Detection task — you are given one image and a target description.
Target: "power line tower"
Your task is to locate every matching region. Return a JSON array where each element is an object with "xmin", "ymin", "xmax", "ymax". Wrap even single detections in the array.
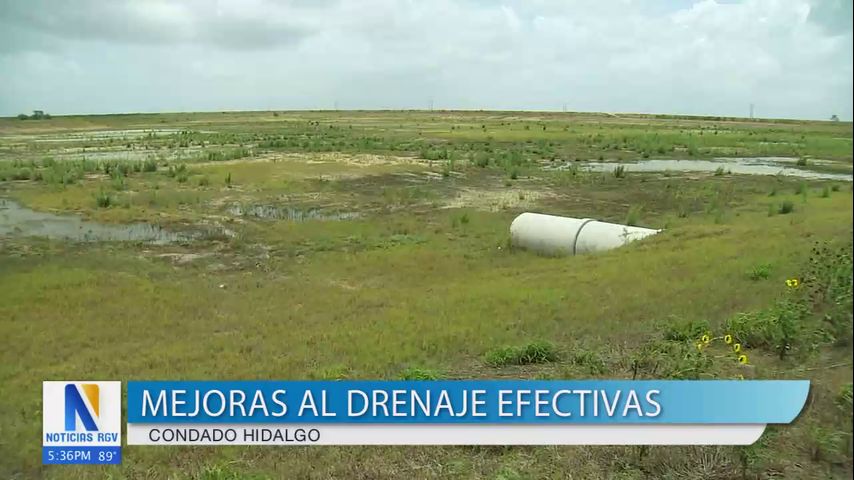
[{"xmin": 749, "ymin": 103, "xmax": 754, "ymax": 120}]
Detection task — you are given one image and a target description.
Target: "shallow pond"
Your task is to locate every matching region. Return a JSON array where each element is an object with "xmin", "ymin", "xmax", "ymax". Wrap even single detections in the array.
[
  {"xmin": 227, "ymin": 204, "xmax": 361, "ymax": 222},
  {"xmin": 554, "ymin": 157, "xmax": 852, "ymax": 181},
  {"xmin": 0, "ymin": 199, "xmax": 199, "ymax": 244}
]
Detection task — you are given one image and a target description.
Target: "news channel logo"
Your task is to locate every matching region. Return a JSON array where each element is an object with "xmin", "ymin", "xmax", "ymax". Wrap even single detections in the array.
[{"xmin": 42, "ymin": 381, "xmax": 121, "ymax": 465}]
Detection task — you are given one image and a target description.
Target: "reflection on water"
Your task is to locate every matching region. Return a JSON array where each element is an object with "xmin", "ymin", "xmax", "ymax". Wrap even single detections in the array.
[
  {"xmin": 0, "ymin": 199, "xmax": 198, "ymax": 244},
  {"xmin": 552, "ymin": 157, "xmax": 852, "ymax": 181},
  {"xmin": 227, "ymin": 204, "xmax": 361, "ymax": 222}
]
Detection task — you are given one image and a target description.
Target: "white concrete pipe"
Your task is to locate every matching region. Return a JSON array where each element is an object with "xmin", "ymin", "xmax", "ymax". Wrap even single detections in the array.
[{"xmin": 510, "ymin": 212, "xmax": 661, "ymax": 256}]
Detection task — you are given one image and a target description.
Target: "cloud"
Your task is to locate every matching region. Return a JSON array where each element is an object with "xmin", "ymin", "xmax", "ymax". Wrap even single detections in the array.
[{"xmin": 0, "ymin": 0, "xmax": 851, "ymax": 119}]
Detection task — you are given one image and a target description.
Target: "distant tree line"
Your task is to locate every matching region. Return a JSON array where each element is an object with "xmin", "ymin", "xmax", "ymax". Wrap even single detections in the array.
[{"xmin": 17, "ymin": 110, "xmax": 51, "ymax": 120}]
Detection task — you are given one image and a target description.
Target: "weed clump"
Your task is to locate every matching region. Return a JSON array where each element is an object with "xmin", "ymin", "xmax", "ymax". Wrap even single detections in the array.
[
  {"xmin": 94, "ymin": 190, "xmax": 113, "ymax": 208},
  {"xmin": 748, "ymin": 263, "xmax": 772, "ymax": 281},
  {"xmin": 778, "ymin": 200, "xmax": 794, "ymax": 215},
  {"xmin": 399, "ymin": 367, "xmax": 442, "ymax": 380},
  {"xmin": 625, "ymin": 205, "xmax": 642, "ymax": 226},
  {"xmin": 485, "ymin": 341, "xmax": 559, "ymax": 367}
]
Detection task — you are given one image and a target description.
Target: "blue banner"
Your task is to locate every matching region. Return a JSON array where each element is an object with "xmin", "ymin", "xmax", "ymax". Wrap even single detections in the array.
[
  {"xmin": 42, "ymin": 446, "xmax": 121, "ymax": 465},
  {"xmin": 126, "ymin": 380, "xmax": 808, "ymax": 424}
]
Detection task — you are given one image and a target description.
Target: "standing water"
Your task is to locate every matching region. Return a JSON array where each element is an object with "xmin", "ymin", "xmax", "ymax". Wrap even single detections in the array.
[
  {"xmin": 554, "ymin": 157, "xmax": 852, "ymax": 181},
  {"xmin": 0, "ymin": 199, "xmax": 198, "ymax": 244}
]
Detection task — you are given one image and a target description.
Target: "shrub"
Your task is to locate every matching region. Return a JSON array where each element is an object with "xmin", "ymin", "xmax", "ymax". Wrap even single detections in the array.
[
  {"xmin": 630, "ymin": 338, "xmax": 712, "ymax": 379},
  {"xmin": 95, "ymin": 190, "xmax": 113, "ymax": 208},
  {"xmin": 197, "ymin": 176, "xmax": 210, "ymax": 187},
  {"xmin": 661, "ymin": 318, "xmax": 710, "ymax": 342},
  {"xmin": 778, "ymin": 200, "xmax": 794, "ymax": 214},
  {"xmin": 142, "ymin": 158, "xmax": 158, "ymax": 172},
  {"xmin": 725, "ymin": 300, "xmax": 811, "ymax": 359},
  {"xmin": 473, "ymin": 151, "xmax": 490, "ymax": 168},
  {"xmin": 748, "ymin": 263, "xmax": 772, "ymax": 281},
  {"xmin": 803, "ymin": 241, "xmax": 853, "ymax": 345},
  {"xmin": 485, "ymin": 341, "xmax": 559, "ymax": 367},
  {"xmin": 612, "ymin": 165, "xmax": 626, "ymax": 178}
]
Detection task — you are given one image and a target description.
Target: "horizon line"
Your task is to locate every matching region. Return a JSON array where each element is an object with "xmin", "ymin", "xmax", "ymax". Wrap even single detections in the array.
[{"xmin": 3, "ymin": 108, "xmax": 850, "ymax": 124}]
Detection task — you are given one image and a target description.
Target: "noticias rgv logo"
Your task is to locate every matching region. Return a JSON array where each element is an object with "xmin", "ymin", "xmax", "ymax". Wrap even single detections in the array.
[
  {"xmin": 65, "ymin": 383, "xmax": 100, "ymax": 432},
  {"xmin": 43, "ymin": 381, "xmax": 120, "ymax": 444}
]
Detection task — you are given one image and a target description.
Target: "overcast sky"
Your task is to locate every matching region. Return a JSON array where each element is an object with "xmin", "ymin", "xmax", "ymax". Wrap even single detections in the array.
[{"xmin": 0, "ymin": 0, "xmax": 851, "ymax": 120}]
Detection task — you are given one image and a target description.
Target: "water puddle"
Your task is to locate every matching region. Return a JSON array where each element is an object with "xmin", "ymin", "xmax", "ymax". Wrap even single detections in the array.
[
  {"xmin": 553, "ymin": 157, "xmax": 852, "ymax": 181},
  {"xmin": 54, "ymin": 147, "xmax": 205, "ymax": 162},
  {"xmin": 0, "ymin": 199, "xmax": 200, "ymax": 244},
  {"xmin": 227, "ymin": 204, "xmax": 361, "ymax": 222},
  {"xmin": 30, "ymin": 129, "xmax": 184, "ymax": 143}
]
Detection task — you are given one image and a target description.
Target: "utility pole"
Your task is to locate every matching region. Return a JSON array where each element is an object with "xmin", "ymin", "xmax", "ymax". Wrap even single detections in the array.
[
  {"xmin": 428, "ymin": 97, "xmax": 434, "ymax": 112},
  {"xmin": 749, "ymin": 103, "xmax": 754, "ymax": 120}
]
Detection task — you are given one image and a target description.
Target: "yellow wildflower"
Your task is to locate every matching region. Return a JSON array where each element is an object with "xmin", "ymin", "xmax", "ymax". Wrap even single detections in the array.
[
  {"xmin": 738, "ymin": 354, "xmax": 749, "ymax": 364},
  {"xmin": 724, "ymin": 334, "xmax": 733, "ymax": 344},
  {"xmin": 733, "ymin": 343, "xmax": 742, "ymax": 353},
  {"xmin": 701, "ymin": 334, "xmax": 710, "ymax": 344}
]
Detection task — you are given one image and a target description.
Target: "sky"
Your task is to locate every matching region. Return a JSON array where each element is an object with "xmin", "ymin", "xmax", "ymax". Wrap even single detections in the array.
[{"xmin": 0, "ymin": 0, "xmax": 851, "ymax": 120}]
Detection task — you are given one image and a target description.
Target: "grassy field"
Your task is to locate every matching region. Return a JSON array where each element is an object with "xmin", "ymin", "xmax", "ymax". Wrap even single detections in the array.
[{"xmin": 1, "ymin": 111, "xmax": 852, "ymax": 479}]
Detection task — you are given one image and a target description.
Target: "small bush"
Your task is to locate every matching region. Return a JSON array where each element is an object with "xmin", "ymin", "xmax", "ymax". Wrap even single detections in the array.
[
  {"xmin": 661, "ymin": 318, "xmax": 710, "ymax": 342},
  {"xmin": 197, "ymin": 176, "xmax": 210, "ymax": 187},
  {"xmin": 142, "ymin": 158, "xmax": 158, "ymax": 172},
  {"xmin": 94, "ymin": 190, "xmax": 112, "ymax": 208},
  {"xmin": 725, "ymin": 300, "xmax": 811, "ymax": 359},
  {"xmin": 473, "ymin": 151, "xmax": 490, "ymax": 168},
  {"xmin": 485, "ymin": 341, "xmax": 559, "ymax": 367},
  {"xmin": 612, "ymin": 165, "xmax": 626, "ymax": 178},
  {"xmin": 749, "ymin": 263, "xmax": 772, "ymax": 281},
  {"xmin": 714, "ymin": 166, "xmax": 725, "ymax": 176},
  {"xmin": 778, "ymin": 200, "xmax": 794, "ymax": 215},
  {"xmin": 796, "ymin": 157, "xmax": 808, "ymax": 166},
  {"xmin": 820, "ymin": 186, "xmax": 830, "ymax": 198}
]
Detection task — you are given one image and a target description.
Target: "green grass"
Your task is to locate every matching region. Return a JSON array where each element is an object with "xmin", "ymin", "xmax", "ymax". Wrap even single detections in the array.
[{"xmin": 0, "ymin": 110, "xmax": 852, "ymax": 479}]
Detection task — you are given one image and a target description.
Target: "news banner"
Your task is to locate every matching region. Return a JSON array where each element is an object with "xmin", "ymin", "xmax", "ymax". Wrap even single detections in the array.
[{"xmin": 44, "ymin": 380, "xmax": 809, "ymax": 464}]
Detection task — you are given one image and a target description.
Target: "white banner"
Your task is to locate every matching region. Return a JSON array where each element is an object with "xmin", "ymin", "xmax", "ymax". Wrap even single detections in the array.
[{"xmin": 127, "ymin": 424, "xmax": 765, "ymax": 445}]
